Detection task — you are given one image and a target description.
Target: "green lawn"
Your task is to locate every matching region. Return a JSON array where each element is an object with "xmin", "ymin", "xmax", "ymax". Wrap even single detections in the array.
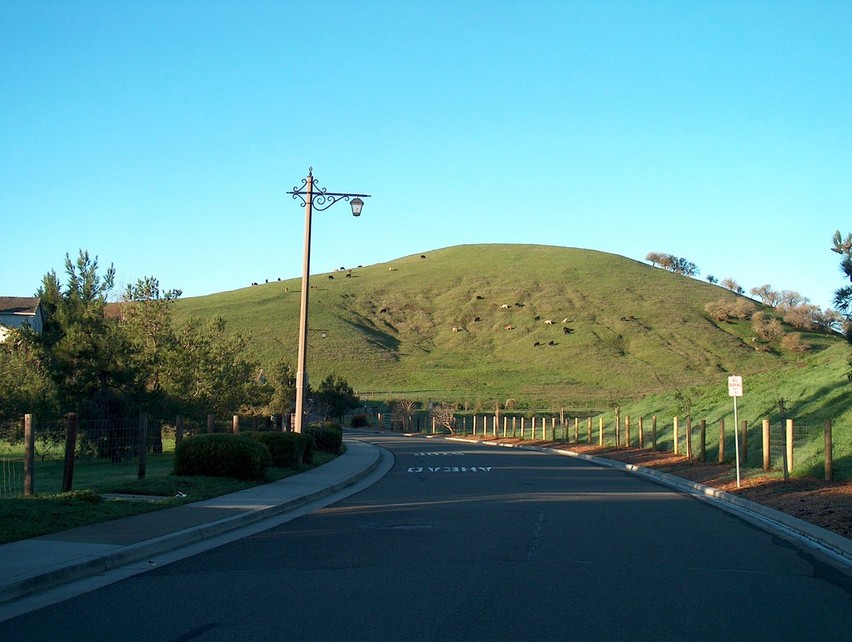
[{"xmin": 0, "ymin": 450, "xmax": 337, "ymax": 545}]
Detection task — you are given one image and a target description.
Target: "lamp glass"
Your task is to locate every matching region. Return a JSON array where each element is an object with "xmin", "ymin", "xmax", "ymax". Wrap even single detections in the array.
[{"xmin": 350, "ymin": 197, "xmax": 364, "ymax": 217}]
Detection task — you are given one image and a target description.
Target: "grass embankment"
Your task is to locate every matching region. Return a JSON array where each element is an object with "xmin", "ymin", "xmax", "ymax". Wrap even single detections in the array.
[
  {"xmin": 0, "ymin": 451, "xmax": 336, "ymax": 545},
  {"xmin": 174, "ymin": 244, "xmax": 846, "ymax": 409}
]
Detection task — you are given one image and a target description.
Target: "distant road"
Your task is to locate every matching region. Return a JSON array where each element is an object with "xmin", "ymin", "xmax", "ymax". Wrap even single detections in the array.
[{"xmin": 5, "ymin": 435, "xmax": 852, "ymax": 640}]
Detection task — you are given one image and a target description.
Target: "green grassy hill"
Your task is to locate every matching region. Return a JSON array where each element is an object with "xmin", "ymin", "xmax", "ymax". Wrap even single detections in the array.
[{"xmin": 174, "ymin": 244, "xmax": 848, "ymax": 415}]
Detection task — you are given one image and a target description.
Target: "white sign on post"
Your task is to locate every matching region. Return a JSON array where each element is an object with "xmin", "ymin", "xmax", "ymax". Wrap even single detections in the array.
[
  {"xmin": 727, "ymin": 375, "xmax": 743, "ymax": 487},
  {"xmin": 728, "ymin": 375, "xmax": 743, "ymax": 397}
]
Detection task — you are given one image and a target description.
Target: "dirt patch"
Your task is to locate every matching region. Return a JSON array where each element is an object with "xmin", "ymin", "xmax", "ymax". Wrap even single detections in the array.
[{"xmin": 468, "ymin": 437, "xmax": 852, "ymax": 541}]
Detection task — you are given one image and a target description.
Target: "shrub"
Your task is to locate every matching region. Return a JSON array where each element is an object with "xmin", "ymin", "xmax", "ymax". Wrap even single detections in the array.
[
  {"xmin": 243, "ymin": 431, "xmax": 309, "ymax": 468},
  {"xmin": 174, "ymin": 433, "xmax": 271, "ymax": 480},
  {"xmin": 307, "ymin": 422, "xmax": 343, "ymax": 454}
]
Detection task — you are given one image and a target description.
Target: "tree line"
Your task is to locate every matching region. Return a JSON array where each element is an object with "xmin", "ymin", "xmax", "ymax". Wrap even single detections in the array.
[
  {"xmin": 0, "ymin": 251, "xmax": 360, "ymax": 426},
  {"xmin": 648, "ymin": 231, "xmax": 852, "ymax": 342}
]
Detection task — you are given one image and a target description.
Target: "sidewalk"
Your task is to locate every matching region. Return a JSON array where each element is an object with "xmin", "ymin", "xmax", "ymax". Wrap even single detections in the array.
[{"xmin": 0, "ymin": 437, "xmax": 384, "ymax": 606}]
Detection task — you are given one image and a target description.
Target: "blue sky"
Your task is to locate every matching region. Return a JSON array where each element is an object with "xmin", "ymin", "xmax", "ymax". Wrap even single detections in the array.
[{"xmin": 2, "ymin": 1, "xmax": 850, "ymax": 310}]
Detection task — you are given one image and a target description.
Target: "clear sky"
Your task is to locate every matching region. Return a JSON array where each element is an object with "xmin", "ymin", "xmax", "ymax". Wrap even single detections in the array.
[{"xmin": 2, "ymin": 1, "xmax": 850, "ymax": 310}]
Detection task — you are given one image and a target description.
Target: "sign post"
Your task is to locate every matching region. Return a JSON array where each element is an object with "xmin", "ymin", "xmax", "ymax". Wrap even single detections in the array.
[{"xmin": 727, "ymin": 376, "xmax": 743, "ymax": 488}]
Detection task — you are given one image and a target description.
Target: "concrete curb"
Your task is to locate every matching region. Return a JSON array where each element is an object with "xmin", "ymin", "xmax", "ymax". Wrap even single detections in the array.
[
  {"xmin": 0, "ymin": 439, "xmax": 381, "ymax": 605},
  {"xmin": 439, "ymin": 435, "xmax": 852, "ymax": 566}
]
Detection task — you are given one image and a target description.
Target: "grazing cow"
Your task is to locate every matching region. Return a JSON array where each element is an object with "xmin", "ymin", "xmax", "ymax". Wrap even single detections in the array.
[
  {"xmin": 474, "ymin": 316, "xmax": 481, "ymax": 322},
  {"xmin": 421, "ymin": 255, "xmax": 427, "ymax": 259},
  {"xmin": 500, "ymin": 304, "xmax": 509, "ymax": 309},
  {"xmin": 328, "ymin": 275, "xmax": 334, "ymax": 279},
  {"xmin": 504, "ymin": 324, "xmax": 514, "ymax": 330},
  {"xmin": 561, "ymin": 318, "xmax": 569, "ymax": 324},
  {"xmin": 563, "ymin": 327, "xmax": 574, "ymax": 334},
  {"xmin": 621, "ymin": 315, "xmax": 636, "ymax": 321},
  {"xmin": 534, "ymin": 315, "xmax": 541, "ymax": 321},
  {"xmin": 251, "ymin": 282, "xmax": 258, "ymax": 286},
  {"xmin": 533, "ymin": 341, "xmax": 541, "ymax": 347},
  {"xmin": 476, "ymin": 295, "xmax": 485, "ymax": 300},
  {"xmin": 388, "ymin": 267, "xmax": 397, "ymax": 271},
  {"xmin": 452, "ymin": 326, "xmax": 459, "ymax": 332},
  {"xmin": 515, "ymin": 302, "xmax": 525, "ymax": 307},
  {"xmin": 346, "ymin": 272, "xmax": 352, "ymax": 278},
  {"xmin": 380, "ymin": 308, "xmax": 388, "ymax": 313},
  {"xmin": 548, "ymin": 340, "xmax": 556, "ymax": 346},
  {"xmin": 544, "ymin": 319, "xmax": 554, "ymax": 324}
]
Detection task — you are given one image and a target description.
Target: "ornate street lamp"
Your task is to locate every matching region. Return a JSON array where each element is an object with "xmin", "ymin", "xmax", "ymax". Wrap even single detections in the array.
[{"xmin": 287, "ymin": 168, "xmax": 370, "ymax": 433}]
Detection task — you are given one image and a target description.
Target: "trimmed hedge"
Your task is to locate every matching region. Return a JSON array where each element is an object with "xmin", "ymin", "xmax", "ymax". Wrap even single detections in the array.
[
  {"xmin": 243, "ymin": 431, "xmax": 309, "ymax": 468},
  {"xmin": 307, "ymin": 422, "xmax": 343, "ymax": 454},
  {"xmin": 174, "ymin": 434, "xmax": 272, "ymax": 480}
]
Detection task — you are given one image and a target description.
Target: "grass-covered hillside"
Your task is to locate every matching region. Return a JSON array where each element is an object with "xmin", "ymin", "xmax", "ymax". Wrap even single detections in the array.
[{"xmin": 174, "ymin": 244, "xmax": 848, "ymax": 415}]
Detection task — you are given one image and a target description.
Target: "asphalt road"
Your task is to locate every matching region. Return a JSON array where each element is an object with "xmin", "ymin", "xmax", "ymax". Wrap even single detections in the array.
[{"xmin": 5, "ymin": 435, "xmax": 852, "ymax": 640}]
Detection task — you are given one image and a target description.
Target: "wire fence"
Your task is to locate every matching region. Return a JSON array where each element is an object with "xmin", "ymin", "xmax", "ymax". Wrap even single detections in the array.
[{"xmin": 398, "ymin": 411, "xmax": 849, "ymax": 481}]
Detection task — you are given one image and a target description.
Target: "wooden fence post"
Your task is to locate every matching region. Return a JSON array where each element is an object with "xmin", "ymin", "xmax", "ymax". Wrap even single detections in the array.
[
  {"xmin": 673, "ymin": 416, "xmax": 679, "ymax": 455},
  {"xmin": 824, "ymin": 418, "xmax": 833, "ymax": 482},
  {"xmin": 652, "ymin": 415, "xmax": 657, "ymax": 450},
  {"xmin": 62, "ymin": 412, "xmax": 78, "ymax": 492},
  {"xmin": 786, "ymin": 419, "xmax": 794, "ymax": 474},
  {"xmin": 587, "ymin": 416, "xmax": 592, "ymax": 444},
  {"xmin": 686, "ymin": 416, "xmax": 692, "ymax": 461},
  {"xmin": 625, "ymin": 415, "xmax": 631, "ymax": 449},
  {"xmin": 762, "ymin": 419, "xmax": 770, "ymax": 471},
  {"xmin": 232, "ymin": 414, "xmax": 240, "ymax": 434},
  {"xmin": 638, "ymin": 417, "xmax": 644, "ymax": 449},
  {"xmin": 138, "ymin": 411, "xmax": 148, "ymax": 481},
  {"xmin": 24, "ymin": 414, "xmax": 34, "ymax": 497},
  {"xmin": 718, "ymin": 419, "xmax": 725, "ymax": 463},
  {"xmin": 700, "ymin": 419, "xmax": 706, "ymax": 462},
  {"xmin": 574, "ymin": 417, "xmax": 580, "ymax": 443},
  {"xmin": 615, "ymin": 412, "xmax": 620, "ymax": 449}
]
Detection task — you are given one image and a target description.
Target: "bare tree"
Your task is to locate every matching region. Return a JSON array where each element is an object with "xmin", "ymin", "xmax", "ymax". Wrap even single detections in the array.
[
  {"xmin": 750, "ymin": 284, "xmax": 780, "ymax": 307},
  {"xmin": 391, "ymin": 399, "xmax": 420, "ymax": 432},
  {"xmin": 432, "ymin": 402, "xmax": 458, "ymax": 434},
  {"xmin": 720, "ymin": 278, "xmax": 744, "ymax": 294}
]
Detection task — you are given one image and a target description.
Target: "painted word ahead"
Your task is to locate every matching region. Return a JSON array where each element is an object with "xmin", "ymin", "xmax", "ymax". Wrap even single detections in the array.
[
  {"xmin": 407, "ymin": 466, "xmax": 492, "ymax": 473},
  {"xmin": 409, "ymin": 451, "xmax": 491, "ymax": 473}
]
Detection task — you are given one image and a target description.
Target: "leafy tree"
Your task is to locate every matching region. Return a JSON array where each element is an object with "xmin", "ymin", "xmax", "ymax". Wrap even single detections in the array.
[
  {"xmin": 0, "ymin": 328, "xmax": 57, "ymax": 422},
  {"xmin": 669, "ymin": 256, "xmax": 699, "ymax": 277},
  {"xmin": 647, "ymin": 252, "xmax": 699, "ymax": 277},
  {"xmin": 163, "ymin": 316, "xmax": 269, "ymax": 418},
  {"xmin": 706, "ymin": 275, "xmax": 718, "ymax": 284},
  {"xmin": 267, "ymin": 359, "xmax": 297, "ymax": 429},
  {"xmin": 119, "ymin": 277, "xmax": 182, "ymax": 412},
  {"xmin": 831, "ymin": 230, "xmax": 852, "ymax": 342},
  {"xmin": 312, "ymin": 374, "xmax": 359, "ymax": 422},
  {"xmin": 30, "ymin": 251, "xmax": 140, "ymax": 417}
]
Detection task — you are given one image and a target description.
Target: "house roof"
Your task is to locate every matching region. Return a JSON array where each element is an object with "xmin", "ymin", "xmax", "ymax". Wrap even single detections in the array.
[{"xmin": 0, "ymin": 297, "xmax": 41, "ymax": 315}]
